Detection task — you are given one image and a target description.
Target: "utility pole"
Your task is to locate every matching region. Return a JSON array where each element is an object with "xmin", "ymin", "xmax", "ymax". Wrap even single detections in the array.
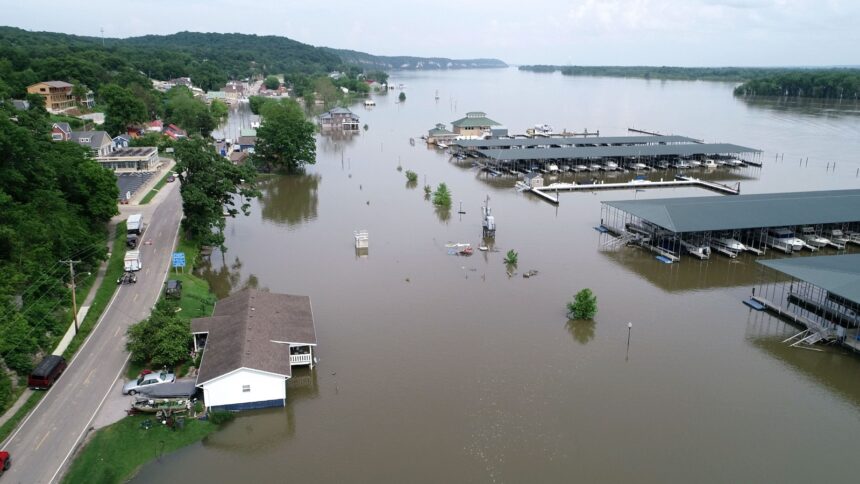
[
  {"xmin": 100, "ymin": 27, "xmax": 105, "ymax": 47},
  {"xmin": 60, "ymin": 260, "xmax": 82, "ymax": 334}
]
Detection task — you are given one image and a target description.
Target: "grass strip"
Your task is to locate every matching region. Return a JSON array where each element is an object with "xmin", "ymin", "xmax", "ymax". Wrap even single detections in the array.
[
  {"xmin": 62, "ymin": 222, "xmax": 127, "ymax": 360},
  {"xmin": 139, "ymin": 171, "xmax": 173, "ymax": 205},
  {"xmin": 0, "ymin": 391, "xmax": 45, "ymax": 444},
  {"xmin": 62, "ymin": 415, "xmax": 219, "ymax": 484}
]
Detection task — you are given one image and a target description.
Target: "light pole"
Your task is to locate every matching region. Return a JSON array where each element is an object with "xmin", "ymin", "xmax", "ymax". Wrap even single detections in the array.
[{"xmin": 626, "ymin": 322, "xmax": 633, "ymax": 361}]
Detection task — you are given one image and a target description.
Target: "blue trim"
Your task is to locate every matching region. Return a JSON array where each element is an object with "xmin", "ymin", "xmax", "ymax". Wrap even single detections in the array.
[{"xmin": 211, "ymin": 399, "xmax": 284, "ymax": 412}]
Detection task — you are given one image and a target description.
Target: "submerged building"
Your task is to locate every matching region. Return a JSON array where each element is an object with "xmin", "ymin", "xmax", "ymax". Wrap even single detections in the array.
[{"xmin": 451, "ymin": 111, "xmax": 501, "ymax": 138}]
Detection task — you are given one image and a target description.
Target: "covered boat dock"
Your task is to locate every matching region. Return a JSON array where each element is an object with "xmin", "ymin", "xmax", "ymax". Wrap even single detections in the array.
[
  {"xmin": 451, "ymin": 134, "xmax": 700, "ymax": 151},
  {"xmin": 600, "ymin": 189, "xmax": 860, "ymax": 262},
  {"xmin": 754, "ymin": 255, "xmax": 860, "ymax": 351}
]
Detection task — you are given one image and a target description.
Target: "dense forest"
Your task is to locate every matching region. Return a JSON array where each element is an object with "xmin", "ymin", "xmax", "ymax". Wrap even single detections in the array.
[
  {"xmin": 518, "ymin": 65, "xmax": 855, "ymax": 83},
  {"xmin": 733, "ymin": 71, "xmax": 860, "ymax": 99},
  {"xmin": 0, "ymin": 100, "xmax": 118, "ymax": 409}
]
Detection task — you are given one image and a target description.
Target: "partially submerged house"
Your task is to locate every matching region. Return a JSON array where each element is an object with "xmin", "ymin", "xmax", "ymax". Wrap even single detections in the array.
[
  {"xmin": 427, "ymin": 123, "xmax": 457, "ymax": 145},
  {"xmin": 451, "ymin": 111, "xmax": 501, "ymax": 138},
  {"xmin": 319, "ymin": 107, "xmax": 360, "ymax": 131},
  {"xmin": 192, "ymin": 289, "xmax": 318, "ymax": 411}
]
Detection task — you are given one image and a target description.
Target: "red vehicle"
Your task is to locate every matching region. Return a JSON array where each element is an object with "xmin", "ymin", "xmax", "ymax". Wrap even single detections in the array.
[
  {"xmin": 0, "ymin": 451, "xmax": 10, "ymax": 475},
  {"xmin": 27, "ymin": 355, "xmax": 67, "ymax": 390}
]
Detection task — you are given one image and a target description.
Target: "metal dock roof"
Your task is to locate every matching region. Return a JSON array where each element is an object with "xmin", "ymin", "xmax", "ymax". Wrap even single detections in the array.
[
  {"xmin": 452, "ymin": 135, "xmax": 698, "ymax": 148},
  {"xmin": 758, "ymin": 255, "xmax": 860, "ymax": 305},
  {"xmin": 478, "ymin": 143, "xmax": 759, "ymax": 161},
  {"xmin": 603, "ymin": 189, "xmax": 860, "ymax": 233}
]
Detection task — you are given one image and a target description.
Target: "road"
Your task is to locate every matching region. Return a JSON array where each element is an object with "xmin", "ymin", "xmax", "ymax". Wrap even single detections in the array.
[{"xmin": 1, "ymin": 182, "xmax": 183, "ymax": 483}]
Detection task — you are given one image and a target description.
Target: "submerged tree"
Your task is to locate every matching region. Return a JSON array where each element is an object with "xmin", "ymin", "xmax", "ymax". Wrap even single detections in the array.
[
  {"xmin": 398, "ymin": 91, "xmax": 406, "ymax": 102},
  {"xmin": 504, "ymin": 249, "xmax": 518, "ymax": 265},
  {"xmin": 174, "ymin": 137, "xmax": 260, "ymax": 248},
  {"xmin": 567, "ymin": 288, "xmax": 598, "ymax": 320},
  {"xmin": 254, "ymin": 99, "xmax": 316, "ymax": 172},
  {"xmin": 432, "ymin": 182, "xmax": 452, "ymax": 207}
]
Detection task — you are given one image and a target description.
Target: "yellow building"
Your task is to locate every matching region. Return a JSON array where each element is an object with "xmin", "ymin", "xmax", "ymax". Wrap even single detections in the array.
[{"xmin": 27, "ymin": 81, "xmax": 75, "ymax": 113}]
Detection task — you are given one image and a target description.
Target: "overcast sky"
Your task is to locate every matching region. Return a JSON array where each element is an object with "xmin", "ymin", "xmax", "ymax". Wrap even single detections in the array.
[{"xmin": 2, "ymin": 0, "xmax": 857, "ymax": 66}]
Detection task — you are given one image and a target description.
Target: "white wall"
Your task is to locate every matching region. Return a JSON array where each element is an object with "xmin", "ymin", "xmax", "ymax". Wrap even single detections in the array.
[{"xmin": 201, "ymin": 369, "xmax": 286, "ymax": 408}]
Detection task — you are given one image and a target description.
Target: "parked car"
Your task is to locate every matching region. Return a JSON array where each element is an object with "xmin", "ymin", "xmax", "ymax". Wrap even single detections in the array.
[
  {"xmin": 0, "ymin": 450, "xmax": 10, "ymax": 476},
  {"xmin": 166, "ymin": 175, "xmax": 176, "ymax": 183},
  {"xmin": 164, "ymin": 279, "xmax": 183, "ymax": 299},
  {"xmin": 27, "ymin": 355, "xmax": 67, "ymax": 390},
  {"xmin": 122, "ymin": 371, "xmax": 175, "ymax": 395}
]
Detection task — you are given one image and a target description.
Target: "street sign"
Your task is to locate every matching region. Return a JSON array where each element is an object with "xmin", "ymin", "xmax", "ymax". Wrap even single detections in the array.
[{"xmin": 172, "ymin": 252, "xmax": 186, "ymax": 268}]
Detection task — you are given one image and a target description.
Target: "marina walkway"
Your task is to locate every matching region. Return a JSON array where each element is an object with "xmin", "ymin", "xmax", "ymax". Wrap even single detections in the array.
[{"xmin": 527, "ymin": 176, "xmax": 740, "ymax": 204}]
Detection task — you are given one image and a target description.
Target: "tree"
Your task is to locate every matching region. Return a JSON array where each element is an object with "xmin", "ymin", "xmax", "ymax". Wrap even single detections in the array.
[
  {"xmin": 254, "ymin": 99, "xmax": 316, "ymax": 172},
  {"xmin": 399, "ymin": 91, "xmax": 406, "ymax": 102},
  {"xmin": 567, "ymin": 289, "xmax": 597, "ymax": 320},
  {"xmin": 174, "ymin": 137, "xmax": 259, "ymax": 248},
  {"xmin": 432, "ymin": 182, "xmax": 451, "ymax": 207},
  {"xmin": 264, "ymin": 75, "xmax": 280, "ymax": 90},
  {"xmin": 313, "ymin": 77, "xmax": 339, "ymax": 106},
  {"xmin": 504, "ymin": 250, "xmax": 518, "ymax": 265},
  {"xmin": 405, "ymin": 170, "xmax": 418, "ymax": 182},
  {"xmin": 99, "ymin": 83, "xmax": 147, "ymax": 135},
  {"xmin": 164, "ymin": 86, "xmax": 217, "ymax": 137},
  {"xmin": 126, "ymin": 299, "xmax": 191, "ymax": 368},
  {"xmin": 209, "ymin": 99, "xmax": 229, "ymax": 124}
]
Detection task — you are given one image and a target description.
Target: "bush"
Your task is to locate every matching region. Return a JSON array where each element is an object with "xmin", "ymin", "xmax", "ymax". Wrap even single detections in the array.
[
  {"xmin": 567, "ymin": 289, "xmax": 597, "ymax": 320},
  {"xmin": 398, "ymin": 91, "xmax": 406, "ymax": 102},
  {"xmin": 405, "ymin": 170, "xmax": 418, "ymax": 182},
  {"xmin": 432, "ymin": 183, "xmax": 452, "ymax": 207},
  {"xmin": 208, "ymin": 410, "xmax": 235, "ymax": 425},
  {"xmin": 504, "ymin": 250, "xmax": 518, "ymax": 265}
]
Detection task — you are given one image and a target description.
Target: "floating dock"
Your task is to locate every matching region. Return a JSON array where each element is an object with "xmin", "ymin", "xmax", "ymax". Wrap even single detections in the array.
[{"xmin": 525, "ymin": 176, "xmax": 740, "ymax": 204}]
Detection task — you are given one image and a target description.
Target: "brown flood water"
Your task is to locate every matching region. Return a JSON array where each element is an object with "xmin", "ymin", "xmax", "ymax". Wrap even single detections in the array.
[{"xmin": 133, "ymin": 69, "xmax": 860, "ymax": 483}]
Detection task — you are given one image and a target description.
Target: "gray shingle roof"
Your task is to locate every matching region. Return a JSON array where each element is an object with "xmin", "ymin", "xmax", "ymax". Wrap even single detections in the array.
[
  {"xmin": 604, "ymin": 189, "xmax": 860, "ymax": 233},
  {"xmin": 192, "ymin": 289, "xmax": 316, "ymax": 385},
  {"xmin": 759, "ymin": 255, "xmax": 860, "ymax": 305},
  {"xmin": 69, "ymin": 130, "xmax": 111, "ymax": 149}
]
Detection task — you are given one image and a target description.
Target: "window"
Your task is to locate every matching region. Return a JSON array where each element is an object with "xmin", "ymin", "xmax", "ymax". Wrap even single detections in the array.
[{"xmin": 242, "ymin": 384, "xmax": 251, "ymax": 393}]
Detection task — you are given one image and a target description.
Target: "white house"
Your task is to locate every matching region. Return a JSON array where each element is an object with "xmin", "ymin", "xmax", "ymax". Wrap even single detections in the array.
[{"xmin": 192, "ymin": 289, "xmax": 317, "ymax": 411}]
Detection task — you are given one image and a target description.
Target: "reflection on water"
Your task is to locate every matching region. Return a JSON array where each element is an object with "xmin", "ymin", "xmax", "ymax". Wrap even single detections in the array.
[
  {"xmin": 566, "ymin": 319, "xmax": 596, "ymax": 345},
  {"xmin": 198, "ymin": 256, "xmax": 260, "ymax": 299},
  {"xmin": 738, "ymin": 96, "xmax": 860, "ymax": 118},
  {"xmin": 258, "ymin": 173, "xmax": 321, "ymax": 228}
]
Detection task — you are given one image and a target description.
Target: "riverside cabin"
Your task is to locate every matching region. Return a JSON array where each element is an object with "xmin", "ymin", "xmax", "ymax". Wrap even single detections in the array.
[{"xmin": 192, "ymin": 289, "xmax": 317, "ymax": 411}]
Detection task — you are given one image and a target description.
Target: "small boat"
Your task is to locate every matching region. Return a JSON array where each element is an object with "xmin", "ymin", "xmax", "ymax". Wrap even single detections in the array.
[
  {"xmin": 688, "ymin": 160, "xmax": 702, "ymax": 167},
  {"xmin": 478, "ymin": 245, "xmax": 489, "ymax": 251},
  {"xmin": 799, "ymin": 226, "xmax": 829, "ymax": 248},
  {"xmin": 656, "ymin": 161, "xmax": 670, "ymax": 170},
  {"xmin": 436, "ymin": 142, "xmax": 449, "ymax": 149},
  {"xmin": 526, "ymin": 124, "xmax": 554, "ymax": 137},
  {"xmin": 574, "ymin": 165, "xmax": 588, "ymax": 172},
  {"xmin": 726, "ymin": 158, "xmax": 745, "ymax": 167},
  {"xmin": 547, "ymin": 164, "xmax": 560, "ymax": 173},
  {"xmin": 766, "ymin": 228, "xmax": 804, "ymax": 253},
  {"xmin": 714, "ymin": 237, "xmax": 746, "ymax": 252},
  {"xmin": 828, "ymin": 228, "xmax": 850, "ymax": 245},
  {"xmin": 131, "ymin": 397, "xmax": 191, "ymax": 414},
  {"xmin": 673, "ymin": 160, "xmax": 691, "ymax": 169},
  {"xmin": 715, "ymin": 158, "xmax": 727, "ymax": 166},
  {"xmin": 703, "ymin": 158, "xmax": 718, "ymax": 169},
  {"xmin": 588, "ymin": 163, "xmax": 601, "ymax": 172},
  {"xmin": 680, "ymin": 240, "xmax": 711, "ymax": 260},
  {"xmin": 630, "ymin": 162, "xmax": 648, "ymax": 171},
  {"xmin": 604, "ymin": 161, "xmax": 618, "ymax": 171}
]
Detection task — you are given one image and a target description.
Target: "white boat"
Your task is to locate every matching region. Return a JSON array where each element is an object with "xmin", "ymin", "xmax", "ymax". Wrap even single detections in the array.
[
  {"xmin": 436, "ymin": 142, "xmax": 449, "ymax": 149},
  {"xmin": 574, "ymin": 165, "xmax": 588, "ymax": 172},
  {"xmin": 703, "ymin": 158, "xmax": 718, "ymax": 169},
  {"xmin": 560, "ymin": 165, "xmax": 571, "ymax": 172},
  {"xmin": 656, "ymin": 161, "xmax": 670, "ymax": 169},
  {"xmin": 604, "ymin": 161, "xmax": 618, "ymax": 171},
  {"xmin": 800, "ymin": 226, "xmax": 829, "ymax": 248},
  {"xmin": 588, "ymin": 164, "xmax": 601, "ymax": 172},
  {"xmin": 630, "ymin": 162, "xmax": 648, "ymax": 170},
  {"xmin": 547, "ymin": 164, "xmax": 560, "ymax": 173},
  {"xmin": 681, "ymin": 240, "xmax": 711, "ymax": 260},
  {"xmin": 688, "ymin": 160, "xmax": 702, "ymax": 167},
  {"xmin": 714, "ymin": 237, "xmax": 746, "ymax": 252},
  {"xmin": 766, "ymin": 228, "xmax": 804, "ymax": 253},
  {"xmin": 828, "ymin": 229, "xmax": 850, "ymax": 245},
  {"xmin": 674, "ymin": 160, "xmax": 691, "ymax": 169},
  {"xmin": 527, "ymin": 124, "xmax": 554, "ymax": 137},
  {"xmin": 847, "ymin": 231, "xmax": 860, "ymax": 245},
  {"xmin": 726, "ymin": 158, "xmax": 745, "ymax": 167}
]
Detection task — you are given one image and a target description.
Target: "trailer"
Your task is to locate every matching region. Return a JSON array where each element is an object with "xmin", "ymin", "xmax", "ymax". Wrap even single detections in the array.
[{"xmin": 124, "ymin": 250, "xmax": 142, "ymax": 272}]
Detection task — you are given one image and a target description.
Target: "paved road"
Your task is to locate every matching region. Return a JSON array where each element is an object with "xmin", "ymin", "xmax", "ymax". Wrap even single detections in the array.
[{"xmin": 1, "ymin": 182, "xmax": 183, "ymax": 483}]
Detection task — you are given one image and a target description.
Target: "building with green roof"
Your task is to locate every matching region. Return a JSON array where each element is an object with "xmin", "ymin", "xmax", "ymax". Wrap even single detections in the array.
[
  {"xmin": 451, "ymin": 111, "xmax": 501, "ymax": 138},
  {"xmin": 427, "ymin": 123, "xmax": 456, "ymax": 145}
]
